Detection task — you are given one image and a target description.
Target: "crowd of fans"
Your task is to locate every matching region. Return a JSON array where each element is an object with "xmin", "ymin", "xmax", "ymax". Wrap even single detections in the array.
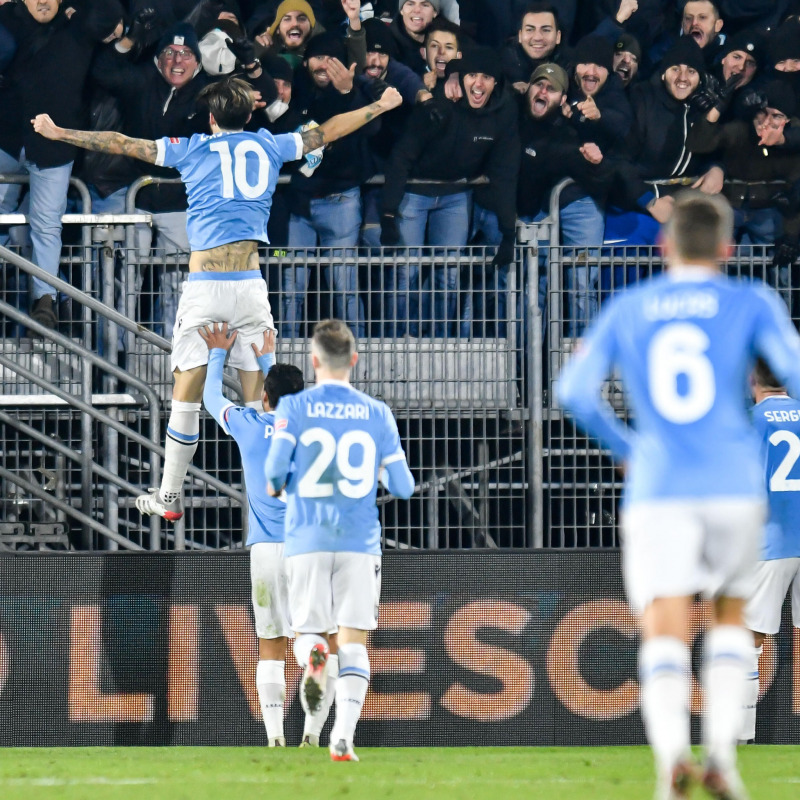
[{"xmin": 1, "ymin": 0, "xmax": 800, "ymax": 337}]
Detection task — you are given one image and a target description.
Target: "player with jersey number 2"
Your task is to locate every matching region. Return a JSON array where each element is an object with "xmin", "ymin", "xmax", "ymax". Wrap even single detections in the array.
[
  {"xmin": 32, "ymin": 78, "xmax": 402, "ymax": 524},
  {"xmin": 264, "ymin": 319, "xmax": 415, "ymax": 762},
  {"xmin": 558, "ymin": 191, "xmax": 800, "ymax": 800},
  {"xmin": 739, "ymin": 358, "xmax": 800, "ymax": 745}
]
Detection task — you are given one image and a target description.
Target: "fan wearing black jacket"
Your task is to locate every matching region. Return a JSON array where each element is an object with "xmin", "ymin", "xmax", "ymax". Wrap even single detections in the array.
[
  {"xmin": 380, "ymin": 47, "xmax": 519, "ymax": 337},
  {"xmin": 282, "ymin": 31, "xmax": 381, "ymax": 339},
  {"xmin": 517, "ymin": 62, "xmax": 614, "ymax": 334},
  {"xmin": 608, "ymin": 37, "xmax": 717, "ymax": 231},
  {"xmin": 0, "ymin": 0, "xmax": 126, "ymax": 330}
]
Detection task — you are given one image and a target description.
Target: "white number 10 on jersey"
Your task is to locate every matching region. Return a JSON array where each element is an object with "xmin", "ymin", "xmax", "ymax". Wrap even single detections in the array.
[{"xmin": 209, "ymin": 140, "xmax": 271, "ymax": 199}]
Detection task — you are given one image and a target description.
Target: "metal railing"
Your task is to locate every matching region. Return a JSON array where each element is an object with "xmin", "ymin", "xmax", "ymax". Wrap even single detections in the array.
[
  {"xmin": 537, "ymin": 180, "xmax": 790, "ymax": 548},
  {"xmin": 0, "ymin": 174, "xmax": 547, "ymax": 550},
  {"xmin": 2, "ymin": 172, "xmax": 791, "ymax": 552}
]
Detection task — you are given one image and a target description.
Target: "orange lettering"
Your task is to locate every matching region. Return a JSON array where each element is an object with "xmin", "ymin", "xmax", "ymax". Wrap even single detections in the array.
[
  {"xmin": 214, "ymin": 604, "xmax": 260, "ymax": 718},
  {"xmin": 0, "ymin": 630, "xmax": 7, "ymax": 696},
  {"xmin": 363, "ymin": 601, "xmax": 432, "ymax": 720},
  {"xmin": 688, "ymin": 601, "xmax": 713, "ymax": 714},
  {"xmin": 441, "ymin": 601, "xmax": 533, "ymax": 721},
  {"xmin": 68, "ymin": 605, "xmax": 153, "ymax": 722},
  {"xmin": 167, "ymin": 605, "xmax": 199, "ymax": 721},
  {"xmin": 547, "ymin": 600, "xmax": 638, "ymax": 720}
]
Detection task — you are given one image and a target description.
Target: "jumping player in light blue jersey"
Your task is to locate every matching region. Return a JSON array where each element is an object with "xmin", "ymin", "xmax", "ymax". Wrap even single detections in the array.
[
  {"xmin": 264, "ymin": 319, "xmax": 414, "ymax": 762},
  {"xmin": 200, "ymin": 322, "xmax": 336, "ymax": 749},
  {"xmin": 740, "ymin": 359, "xmax": 800, "ymax": 744},
  {"xmin": 33, "ymin": 79, "xmax": 403, "ymax": 524},
  {"xmin": 558, "ymin": 192, "xmax": 800, "ymax": 800}
]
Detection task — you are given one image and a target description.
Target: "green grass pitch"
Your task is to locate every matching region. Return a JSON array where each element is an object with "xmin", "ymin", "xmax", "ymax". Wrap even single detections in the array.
[{"xmin": 1, "ymin": 746, "xmax": 799, "ymax": 800}]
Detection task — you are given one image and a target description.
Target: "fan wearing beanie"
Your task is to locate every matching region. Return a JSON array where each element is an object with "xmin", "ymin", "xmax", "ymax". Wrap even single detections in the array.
[
  {"xmin": 379, "ymin": 45, "xmax": 519, "ymax": 337},
  {"xmin": 688, "ymin": 29, "xmax": 766, "ymax": 125},
  {"xmin": 389, "ymin": 0, "xmax": 440, "ymax": 75},
  {"xmin": 688, "ymin": 75, "xmax": 800, "ymax": 278},
  {"xmin": 565, "ymin": 35, "xmax": 633, "ymax": 152},
  {"xmin": 253, "ymin": 0, "xmax": 319, "ymax": 69}
]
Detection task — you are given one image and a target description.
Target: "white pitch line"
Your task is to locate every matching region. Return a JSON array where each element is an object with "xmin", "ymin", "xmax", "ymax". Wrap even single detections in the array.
[{"xmin": 0, "ymin": 778, "xmax": 158, "ymax": 787}]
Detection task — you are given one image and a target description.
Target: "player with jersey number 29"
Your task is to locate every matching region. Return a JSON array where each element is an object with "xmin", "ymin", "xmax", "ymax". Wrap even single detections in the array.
[
  {"xmin": 558, "ymin": 191, "xmax": 800, "ymax": 800},
  {"xmin": 32, "ymin": 78, "xmax": 402, "ymax": 524},
  {"xmin": 264, "ymin": 319, "xmax": 415, "ymax": 762}
]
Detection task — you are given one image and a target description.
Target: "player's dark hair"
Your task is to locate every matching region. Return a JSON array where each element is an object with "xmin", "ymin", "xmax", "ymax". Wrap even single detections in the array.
[
  {"xmin": 424, "ymin": 17, "xmax": 463, "ymax": 49},
  {"xmin": 520, "ymin": 3, "xmax": 561, "ymax": 31},
  {"xmin": 312, "ymin": 318, "xmax": 355, "ymax": 370},
  {"xmin": 197, "ymin": 77, "xmax": 253, "ymax": 130},
  {"xmin": 752, "ymin": 357, "xmax": 785, "ymax": 391},
  {"xmin": 264, "ymin": 363, "xmax": 304, "ymax": 408},
  {"xmin": 665, "ymin": 190, "xmax": 733, "ymax": 262}
]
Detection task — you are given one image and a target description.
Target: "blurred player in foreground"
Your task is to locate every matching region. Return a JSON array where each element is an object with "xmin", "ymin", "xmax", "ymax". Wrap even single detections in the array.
[
  {"xmin": 32, "ymin": 78, "xmax": 402, "ymax": 523},
  {"xmin": 264, "ymin": 319, "xmax": 415, "ymax": 761},
  {"xmin": 558, "ymin": 191, "xmax": 800, "ymax": 800},
  {"xmin": 200, "ymin": 323, "xmax": 337, "ymax": 747},
  {"xmin": 740, "ymin": 359, "xmax": 800, "ymax": 744}
]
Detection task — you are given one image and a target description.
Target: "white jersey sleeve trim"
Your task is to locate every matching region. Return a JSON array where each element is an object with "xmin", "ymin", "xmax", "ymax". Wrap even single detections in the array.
[
  {"xmin": 155, "ymin": 138, "xmax": 166, "ymax": 167},
  {"xmin": 291, "ymin": 132, "xmax": 303, "ymax": 161},
  {"xmin": 217, "ymin": 402, "xmax": 235, "ymax": 435},
  {"xmin": 382, "ymin": 451, "xmax": 406, "ymax": 466},
  {"xmin": 274, "ymin": 430, "xmax": 297, "ymax": 445}
]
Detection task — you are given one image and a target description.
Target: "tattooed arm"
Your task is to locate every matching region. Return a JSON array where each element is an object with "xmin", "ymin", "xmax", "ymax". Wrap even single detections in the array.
[
  {"xmin": 31, "ymin": 114, "xmax": 158, "ymax": 164},
  {"xmin": 299, "ymin": 86, "xmax": 403, "ymax": 155}
]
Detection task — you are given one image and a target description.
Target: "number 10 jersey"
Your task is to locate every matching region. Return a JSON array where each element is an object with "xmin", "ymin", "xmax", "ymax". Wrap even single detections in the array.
[{"xmin": 155, "ymin": 128, "xmax": 303, "ymax": 251}]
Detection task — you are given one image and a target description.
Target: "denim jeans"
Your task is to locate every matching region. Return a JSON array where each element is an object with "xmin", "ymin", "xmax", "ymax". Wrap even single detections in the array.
[
  {"xmin": 284, "ymin": 187, "xmax": 364, "ymax": 337},
  {"xmin": 470, "ymin": 203, "xmax": 507, "ymax": 337},
  {"xmin": 395, "ymin": 190, "xmax": 471, "ymax": 337},
  {"xmin": 0, "ymin": 151, "xmax": 73, "ymax": 302},
  {"xmin": 732, "ymin": 207, "xmax": 788, "ymax": 308},
  {"xmin": 560, "ymin": 195, "xmax": 605, "ymax": 335}
]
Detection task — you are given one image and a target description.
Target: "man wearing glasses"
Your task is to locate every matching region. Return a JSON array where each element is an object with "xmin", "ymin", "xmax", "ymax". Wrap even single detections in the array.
[
  {"xmin": 89, "ymin": 21, "xmax": 278, "ymax": 338},
  {"xmin": 687, "ymin": 79, "xmax": 800, "ymax": 293}
]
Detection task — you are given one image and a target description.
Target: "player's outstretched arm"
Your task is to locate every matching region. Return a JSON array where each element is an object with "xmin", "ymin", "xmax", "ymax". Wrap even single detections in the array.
[
  {"xmin": 299, "ymin": 86, "xmax": 402, "ymax": 155},
  {"xmin": 31, "ymin": 114, "xmax": 158, "ymax": 164},
  {"xmin": 199, "ymin": 323, "xmax": 239, "ymax": 431}
]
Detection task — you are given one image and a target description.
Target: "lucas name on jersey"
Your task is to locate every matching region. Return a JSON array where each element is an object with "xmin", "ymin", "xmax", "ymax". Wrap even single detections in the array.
[
  {"xmin": 763, "ymin": 409, "xmax": 800, "ymax": 423},
  {"xmin": 642, "ymin": 288, "xmax": 719, "ymax": 322},
  {"xmin": 307, "ymin": 401, "xmax": 370, "ymax": 420}
]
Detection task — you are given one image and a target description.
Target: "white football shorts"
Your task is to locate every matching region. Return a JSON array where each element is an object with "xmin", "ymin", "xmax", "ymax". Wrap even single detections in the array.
[
  {"xmin": 621, "ymin": 497, "xmax": 765, "ymax": 614},
  {"xmin": 286, "ymin": 551, "xmax": 382, "ymax": 634},
  {"xmin": 171, "ymin": 270, "xmax": 274, "ymax": 372},
  {"xmin": 745, "ymin": 557, "xmax": 800, "ymax": 635},
  {"xmin": 250, "ymin": 542, "xmax": 292, "ymax": 640}
]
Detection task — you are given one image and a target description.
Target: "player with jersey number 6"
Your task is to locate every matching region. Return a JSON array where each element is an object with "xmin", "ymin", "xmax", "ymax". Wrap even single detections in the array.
[
  {"xmin": 32, "ymin": 78, "xmax": 402, "ymax": 524},
  {"xmin": 558, "ymin": 191, "xmax": 800, "ymax": 800},
  {"xmin": 739, "ymin": 358, "xmax": 800, "ymax": 745},
  {"xmin": 264, "ymin": 319, "xmax": 415, "ymax": 762}
]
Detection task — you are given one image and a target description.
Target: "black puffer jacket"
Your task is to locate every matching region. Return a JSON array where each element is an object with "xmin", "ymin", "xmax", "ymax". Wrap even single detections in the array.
[
  {"xmin": 0, "ymin": 3, "xmax": 109, "ymax": 168},
  {"xmin": 388, "ymin": 17, "xmax": 427, "ymax": 76},
  {"xmin": 382, "ymin": 85, "xmax": 520, "ymax": 235}
]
